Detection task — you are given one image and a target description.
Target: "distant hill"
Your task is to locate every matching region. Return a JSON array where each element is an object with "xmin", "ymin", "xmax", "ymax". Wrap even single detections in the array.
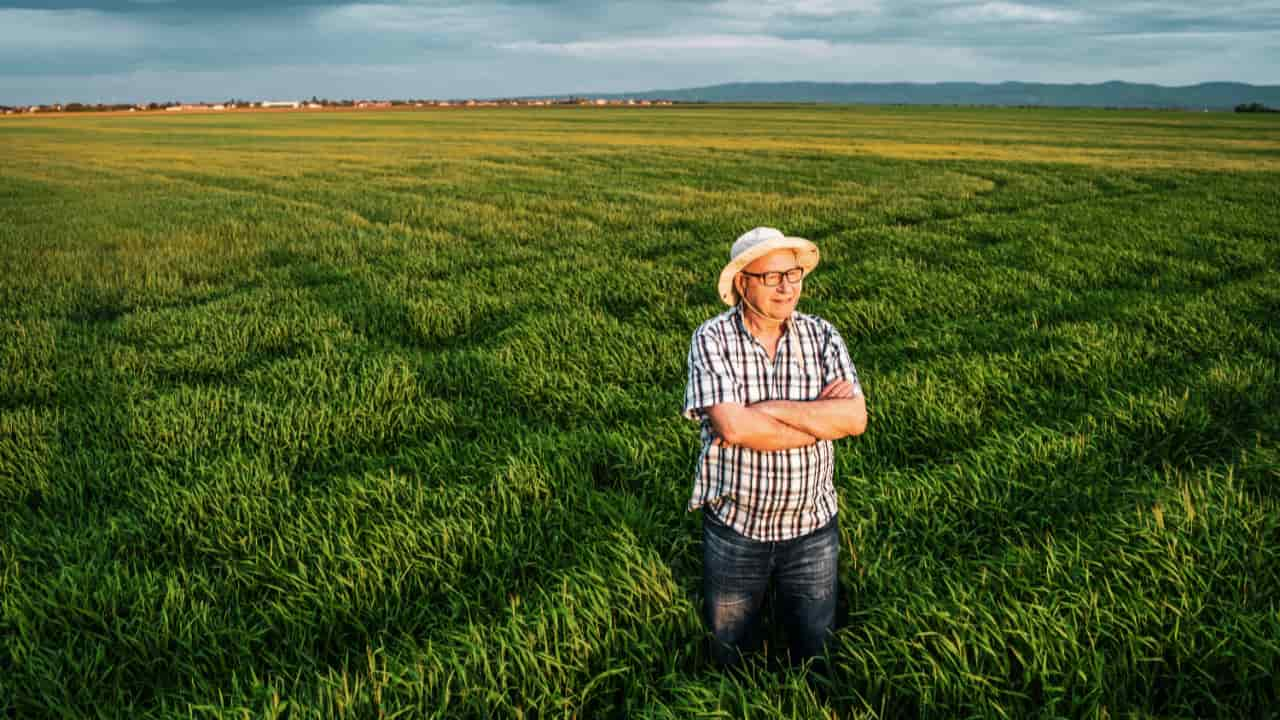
[{"xmin": 591, "ymin": 81, "xmax": 1280, "ymax": 110}]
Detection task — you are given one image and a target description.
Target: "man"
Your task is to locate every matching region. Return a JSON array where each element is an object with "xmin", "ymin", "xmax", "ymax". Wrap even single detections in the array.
[{"xmin": 682, "ymin": 226, "xmax": 867, "ymax": 668}]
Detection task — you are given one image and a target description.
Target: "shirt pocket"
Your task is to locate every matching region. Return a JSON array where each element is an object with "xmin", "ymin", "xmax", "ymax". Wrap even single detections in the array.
[
  {"xmin": 738, "ymin": 353, "xmax": 771, "ymax": 405},
  {"xmin": 782, "ymin": 358, "xmax": 823, "ymax": 401}
]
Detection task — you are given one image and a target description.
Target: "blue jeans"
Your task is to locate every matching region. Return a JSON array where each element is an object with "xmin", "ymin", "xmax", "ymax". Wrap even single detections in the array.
[{"xmin": 702, "ymin": 508, "xmax": 840, "ymax": 667}]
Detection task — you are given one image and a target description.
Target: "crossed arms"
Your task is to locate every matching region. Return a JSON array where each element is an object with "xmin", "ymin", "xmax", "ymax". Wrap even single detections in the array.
[{"xmin": 706, "ymin": 379, "xmax": 867, "ymax": 452}]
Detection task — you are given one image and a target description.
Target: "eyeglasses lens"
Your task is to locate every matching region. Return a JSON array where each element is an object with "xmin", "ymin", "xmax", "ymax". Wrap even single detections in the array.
[{"xmin": 763, "ymin": 268, "xmax": 804, "ymax": 286}]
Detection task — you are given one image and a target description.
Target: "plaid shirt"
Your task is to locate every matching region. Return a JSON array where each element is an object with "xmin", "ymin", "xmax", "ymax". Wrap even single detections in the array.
[{"xmin": 682, "ymin": 305, "xmax": 861, "ymax": 542}]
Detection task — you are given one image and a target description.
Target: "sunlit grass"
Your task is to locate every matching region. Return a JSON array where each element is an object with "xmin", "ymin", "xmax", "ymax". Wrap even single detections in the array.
[{"xmin": 2, "ymin": 105, "xmax": 1278, "ymax": 718}]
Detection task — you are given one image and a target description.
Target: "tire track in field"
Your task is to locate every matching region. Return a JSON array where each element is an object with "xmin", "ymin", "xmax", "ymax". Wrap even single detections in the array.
[
  {"xmin": 0, "ymin": 158, "xmax": 380, "ymax": 233},
  {"xmin": 631, "ymin": 177, "xmax": 1170, "ymax": 269},
  {"xmin": 137, "ymin": 166, "xmax": 552, "ymax": 248},
  {"xmin": 883, "ymin": 179, "xmax": 1168, "ymax": 233},
  {"xmin": 133, "ymin": 168, "xmax": 387, "ymax": 231},
  {"xmin": 98, "ymin": 170, "xmax": 577, "ymax": 366}
]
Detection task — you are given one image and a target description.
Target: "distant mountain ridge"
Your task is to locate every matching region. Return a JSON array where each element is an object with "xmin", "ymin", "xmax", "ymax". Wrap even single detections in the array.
[{"xmin": 591, "ymin": 81, "xmax": 1280, "ymax": 110}]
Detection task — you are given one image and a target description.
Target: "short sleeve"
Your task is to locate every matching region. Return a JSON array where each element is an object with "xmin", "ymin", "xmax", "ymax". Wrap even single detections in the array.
[
  {"xmin": 821, "ymin": 324, "xmax": 863, "ymax": 397},
  {"xmin": 682, "ymin": 328, "xmax": 745, "ymax": 421}
]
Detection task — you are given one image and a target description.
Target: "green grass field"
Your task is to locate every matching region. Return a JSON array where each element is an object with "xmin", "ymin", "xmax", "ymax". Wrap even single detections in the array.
[{"xmin": 2, "ymin": 105, "xmax": 1279, "ymax": 718}]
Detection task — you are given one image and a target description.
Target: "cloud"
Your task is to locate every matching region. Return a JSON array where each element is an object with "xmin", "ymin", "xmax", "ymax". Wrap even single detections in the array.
[
  {"xmin": 0, "ymin": 0, "xmax": 352, "ymax": 11},
  {"xmin": 709, "ymin": 0, "xmax": 882, "ymax": 22},
  {"xmin": 945, "ymin": 2, "xmax": 1086, "ymax": 24},
  {"xmin": 500, "ymin": 34, "xmax": 840, "ymax": 59},
  {"xmin": 0, "ymin": 8, "xmax": 152, "ymax": 75},
  {"xmin": 311, "ymin": 3, "xmax": 503, "ymax": 35},
  {"xmin": 0, "ymin": 0, "xmax": 1276, "ymax": 103},
  {"xmin": 0, "ymin": 8, "xmax": 146, "ymax": 51}
]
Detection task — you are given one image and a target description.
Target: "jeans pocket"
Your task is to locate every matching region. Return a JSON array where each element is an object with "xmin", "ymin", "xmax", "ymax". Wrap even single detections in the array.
[
  {"xmin": 702, "ymin": 509, "xmax": 733, "ymax": 547},
  {"xmin": 703, "ymin": 510, "xmax": 759, "ymax": 563}
]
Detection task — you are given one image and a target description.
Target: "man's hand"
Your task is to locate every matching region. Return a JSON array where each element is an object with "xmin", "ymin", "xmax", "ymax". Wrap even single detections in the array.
[
  {"xmin": 707, "ymin": 379, "xmax": 866, "ymax": 449},
  {"xmin": 706, "ymin": 403, "xmax": 819, "ymax": 451},
  {"xmin": 818, "ymin": 379, "xmax": 858, "ymax": 400},
  {"xmin": 748, "ymin": 381, "xmax": 867, "ymax": 441}
]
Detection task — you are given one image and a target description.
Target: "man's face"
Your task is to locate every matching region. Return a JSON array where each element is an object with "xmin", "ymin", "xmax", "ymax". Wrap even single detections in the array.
[{"xmin": 738, "ymin": 250, "xmax": 803, "ymax": 318}]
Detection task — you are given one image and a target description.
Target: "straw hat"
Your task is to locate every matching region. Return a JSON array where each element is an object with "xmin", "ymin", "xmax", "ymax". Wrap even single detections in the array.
[{"xmin": 718, "ymin": 227, "xmax": 820, "ymax": 306}]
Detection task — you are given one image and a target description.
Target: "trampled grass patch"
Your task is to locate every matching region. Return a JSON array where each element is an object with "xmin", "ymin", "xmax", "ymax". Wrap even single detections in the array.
[{"xmin": 2, "ymin": 105, "xmax": 1278, "ymax": 717}]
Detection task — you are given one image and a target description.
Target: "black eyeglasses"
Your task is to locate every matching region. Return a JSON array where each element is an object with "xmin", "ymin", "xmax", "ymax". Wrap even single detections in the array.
[{"xmin": 741, "ymin": 267, "xmax": 804, "ymax": 287}]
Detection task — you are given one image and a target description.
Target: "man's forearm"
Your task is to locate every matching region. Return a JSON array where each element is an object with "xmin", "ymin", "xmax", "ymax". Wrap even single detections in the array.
[
  {"xmin": 751, "ymin": 396, "xmax": 867, "ymax": 440},
  {"xmin": 708, "ymin": 404, "xmax": 818, "ymax": 451},
  {"xmin": 730, "ymin": 413, "xmax": 819, "ymax": 451}
]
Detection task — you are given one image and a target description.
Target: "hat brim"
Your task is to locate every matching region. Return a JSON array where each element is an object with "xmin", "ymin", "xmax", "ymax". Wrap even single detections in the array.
[{"xmin": 718, "ymin": 237, "xmax": 820, "ymax": 306}]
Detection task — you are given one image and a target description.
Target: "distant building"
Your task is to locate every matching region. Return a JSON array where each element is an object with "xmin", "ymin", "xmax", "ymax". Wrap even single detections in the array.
[{"xmin": 261, "ymin": 100, "xmax": 301, "ymax": 108}]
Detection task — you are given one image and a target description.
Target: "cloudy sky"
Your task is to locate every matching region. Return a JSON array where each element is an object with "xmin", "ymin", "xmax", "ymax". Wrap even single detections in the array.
[{"xmin": 1, "ymin": 0, "xmax": 1276, "ymax": 104}]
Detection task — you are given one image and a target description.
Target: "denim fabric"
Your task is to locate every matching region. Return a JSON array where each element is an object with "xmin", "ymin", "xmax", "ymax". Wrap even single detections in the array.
[{"xmin": 702, "ymin": 507, "xmax": 839, "ymax": 667}]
